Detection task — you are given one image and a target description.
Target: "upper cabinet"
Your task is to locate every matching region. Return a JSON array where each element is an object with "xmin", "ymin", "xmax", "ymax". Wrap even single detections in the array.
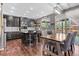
[
  {"xmin": 21, "ymin": 18, "xmax": 28, "ymax": 27},
  {"xmin": 21, "ymin": 18, "xmax": 36, "ymax": 27},
  {"xmin": 3, "ymin": 15, "xmax": 20, "ymax": 27}
]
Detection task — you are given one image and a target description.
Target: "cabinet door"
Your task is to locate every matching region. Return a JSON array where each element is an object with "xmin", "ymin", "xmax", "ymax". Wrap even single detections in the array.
[
  {"xmin": 6, "ymin": 33, "xmax": 12, "ymax": 40},
  {"xmin": 21, "ymin": 18, "xmax": 27, "ymax": 27},
  {"xmin": 6, "ymin": 16, "xmax": 20, "ymax": 27},
  {"xmin": 6, "ymin": 32, "xmax": 21, "ymax": 40},
  {"xmin": 13, "ymin": 17, "xmax": 20, "ymax": 27},
  {"xmin": 6, "ymin": 16, "xmax": 13, "ymax": 27}
]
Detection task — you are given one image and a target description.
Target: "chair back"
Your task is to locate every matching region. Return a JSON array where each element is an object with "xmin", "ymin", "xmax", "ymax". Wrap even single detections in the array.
[
  {"xmin": 71, "ymin": 32, "xmax": 77, "ymax": 45},
  {"xmin": 64, "ymin": 33, "xmax": 72, "ymax": 50},
  {"xmin": 47, "ymin": 31, "xmax": 52, "ymax": 35}
]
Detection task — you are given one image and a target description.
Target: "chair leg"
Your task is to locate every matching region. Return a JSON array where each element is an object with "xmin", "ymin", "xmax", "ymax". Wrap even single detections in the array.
[
  {"xmin": 43, "ymin": 51, "xmax": 45, "ymax": 56},
  {"xmin": 52, "ymin": 47, "xmax": 55, "ymax": 53},
  {"xmin": 68, "ymin": 50, "xmax": 71, "ymax": 56},
  {"xmin": 64, "ymin": 52, "xmax": 66, "ymax": 56},
  {"xmin": 64, "ymin": 51, "xmax": 68, "ymax": 56},
  {"xmin": 71, "ymin": 45, "xmax": 75, "ymax": 54}
]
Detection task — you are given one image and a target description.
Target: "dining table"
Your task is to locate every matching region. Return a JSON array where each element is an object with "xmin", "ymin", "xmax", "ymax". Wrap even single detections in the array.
[{"xmin": 40, "ymin": 33, "xmax": 66, "ymax": 56}]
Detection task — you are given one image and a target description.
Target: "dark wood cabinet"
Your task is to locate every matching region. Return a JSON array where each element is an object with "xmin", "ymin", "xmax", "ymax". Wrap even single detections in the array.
[
  {"xmin": 4, "ymin": 15, "xmax": 20, "ymax": 27},
  {"xmin": 3, "ymin": 15, "xmax": 21, "ymax": 40},
  {"xmin": 7, "ymin": 16, "xmax": 20, "ymax": 27},
  {"xmin": 6, "ymin": 32, "xmax": 21, "ymax": 40}
]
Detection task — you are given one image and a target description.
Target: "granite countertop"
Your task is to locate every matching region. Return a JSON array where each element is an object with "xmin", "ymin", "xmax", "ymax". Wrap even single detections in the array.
[{"xmin": 4, "ymin": 31, "xmax": 21, "ymax": 33}]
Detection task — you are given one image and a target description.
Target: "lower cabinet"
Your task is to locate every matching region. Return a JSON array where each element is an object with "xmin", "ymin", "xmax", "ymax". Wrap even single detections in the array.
[{"xmin": 6, "ymin": 32, "xmax": 21, "ymax": 41}]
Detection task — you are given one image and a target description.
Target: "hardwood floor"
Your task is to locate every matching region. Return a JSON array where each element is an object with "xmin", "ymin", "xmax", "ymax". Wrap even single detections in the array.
[
  {"xmin": 0, "ymin": 39, "xmax": 79, "ymax": 56},
  {"xmin": 0, "ymin": 39, "xmax": 41, "ymax": 56},
  {"xmin": 73, "ymin": 45, "xmax": 79, "ymax": 56}
]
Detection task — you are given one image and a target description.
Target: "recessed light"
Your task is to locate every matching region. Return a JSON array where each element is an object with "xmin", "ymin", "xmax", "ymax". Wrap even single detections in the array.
[
  {"xmin": 26, "ymin": 11, "xmax": 30, "ymax": 13},
  {"xmin": 10, "ymin": 10, "xmax": 14, "ymax": 13},
  {"xmin": 24, "ymin": 14, "xmax": 26, "ymax": 16},
  {"xmin": 30, "ymin": 7, "xmax": 33, "ymax": 10},
  {"xmin": 11, "ymin": 7, "xmax": 16, "ymax": 10}
]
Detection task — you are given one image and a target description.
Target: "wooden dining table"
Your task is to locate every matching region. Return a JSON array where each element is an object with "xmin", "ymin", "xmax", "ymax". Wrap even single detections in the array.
[{"xmin": 40, "ymin": 33, "xmax": 66, "ymax": 56}]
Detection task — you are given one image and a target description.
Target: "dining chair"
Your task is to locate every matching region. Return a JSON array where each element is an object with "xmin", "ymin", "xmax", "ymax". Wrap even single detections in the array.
[
  {"xmin": 70, "ymin": 32, "xmax": 77, "ymax": 53},
  {"xmin": 46, "ymin": 31, "xmax": 56, "ymax": 51},
  {"xmin": 46, "ymin": 40, "xmax": 55, "ymax": 51},
  {"xmin": 54, "ymin": 32, "xmax": 73, "ymax": 56},
  {"xmin": 42, "ymin": 31, "xmax": 55, "ymax": 55},
  {"xmin": 42, "ymin": 40, "xmax": 56, "ymax": 56}
]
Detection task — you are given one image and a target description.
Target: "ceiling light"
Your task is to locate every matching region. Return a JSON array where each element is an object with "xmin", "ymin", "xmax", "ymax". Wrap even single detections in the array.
[
  {"xmin": 30, "ymin": 7, "xmax": 33, "ymax": 10},
  {"xmin": 55, "ymin": 9, "xmax": 60, "ymax": 14},
  {"xmin": 57, "ymin": 5, "xmax": 63, "ymax": 10},
  {"xmin": 10, "ymin": 10, "xmax": 14, "ymax": 13},
  {"xmin": 26, "ymin": 11, "xmax": 30, "ymax": 13},
  {"xmin": 11, "ymin": 7, "xmax": 16, "ymax": 10},
  {"xmin": 24, "ymin": 14, "xmax": 27, "ymax": 16}
]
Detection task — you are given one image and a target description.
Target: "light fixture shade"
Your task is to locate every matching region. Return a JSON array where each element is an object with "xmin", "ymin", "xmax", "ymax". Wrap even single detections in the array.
[
  {"xmin": 54, "ymin": 4, "xmax": 62, "ymax": 15},
  {"xmin": 55, "ymin": 9, "xmax": 61, "ymax": 14}
]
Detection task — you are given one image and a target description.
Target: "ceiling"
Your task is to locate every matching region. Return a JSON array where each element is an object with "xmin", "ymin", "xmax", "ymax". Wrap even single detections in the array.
[
  {"xmin": 3, "ymin": 3, "xmax": 54, "ymax": 19},
  {"xmin": 2, "ymin": 3, "xmax": 79, "ymax": 20}
]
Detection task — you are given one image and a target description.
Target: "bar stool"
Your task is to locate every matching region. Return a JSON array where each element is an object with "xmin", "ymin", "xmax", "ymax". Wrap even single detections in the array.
[{"xmin": 28, "ymin": 30, "xmax": 33, "ymax": 47}]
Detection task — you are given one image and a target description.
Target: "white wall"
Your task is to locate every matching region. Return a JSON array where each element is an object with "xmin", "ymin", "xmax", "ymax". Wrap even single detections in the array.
[
  {"xmin": 55, "ymin": 8, "xmax": 79, "ymax": 26},
  {"xmin": 65, "ymin": 8, "xmax": 79, "ymax": 26}
]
